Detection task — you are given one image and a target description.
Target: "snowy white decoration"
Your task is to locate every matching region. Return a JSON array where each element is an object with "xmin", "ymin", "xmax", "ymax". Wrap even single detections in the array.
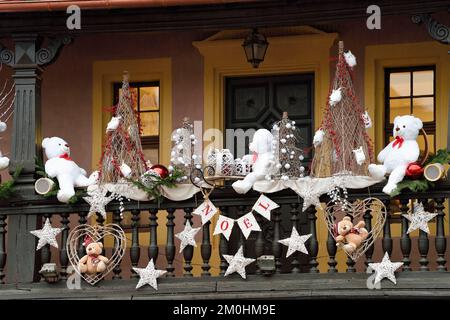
[
  {"xmin": 0, "ymin": 151, "xmax": 9, "ymax": 170},
  {"xmin": 368, "ymin": 252, "xmax": 403, "ymax": 285},
  {"xmin": 175, "ymin": 221, "xmax": 201, "ymax": 253},
  {"xmin": 106, "ymin": 116, "xmax": 122, "ymax": 132},
  {"xmin": 313, "ymin": 129, "xmax": 325, "ymax": 147},
  {"xmin": 0, "ymin": 121, "xmax": 6, "ymax": 133},
  {"xmin": 223, "ymin": 246, "xmax": 255, "ymax": 279},
  {"xmin": 362, "ymin": 111, "xmax": 372, "ymax": 128},
  {"xmin": 133, "ymin": 259, "xmax": 167, "ymax": 290},
  {"xmin": 329, "ymin": 88, "xmax": 342, "ymax": 107},
  {"xmin": 403, "ymin": 202, "xmax": 438, "ymax": 234},
  {"xmin": 352, "ymin": 146, "xmax": 366, "ymax": 165},
  {"xmin": 120, "ymin": 162, "xmax": 132, "ymax": 178},
  {"xmin": 344, "ymin": 50, "xmax": 357, "ymax": 68},
  {"xmin": 83, "ymin": 186, "xmax": 115, "ymax": 219},
  {"xmin": 30, "ymin": 218, "xmax": 63, "ymax": 250},
  {"xmin": 278, "ymin": 227, "xmax": 311, "ymax": 258}
]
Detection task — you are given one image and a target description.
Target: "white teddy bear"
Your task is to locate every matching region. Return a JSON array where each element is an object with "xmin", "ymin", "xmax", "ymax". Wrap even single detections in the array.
[
  {"xmin": 232, "ymin": 129, "xmax": 275, "ymax": 194},
  {"xmin": 368, "ymin": 115, "xmax": 423, "ymax": 195},
  {"xmin": 42, "ymin": 137, "xmax": 98, "ymax": 203}
]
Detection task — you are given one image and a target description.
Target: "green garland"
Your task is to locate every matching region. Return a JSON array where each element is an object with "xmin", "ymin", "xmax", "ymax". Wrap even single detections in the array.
[
  {"xmin": 391, "ymin": 149, "xmax": 449, "ymax": 197},
  {"xmin": 130, "ymin": 167, "xmax": 184, "ymax": 202},
  {"xmin": 0, "ymin": 166, "xmax": 22, "ymax": 200}
]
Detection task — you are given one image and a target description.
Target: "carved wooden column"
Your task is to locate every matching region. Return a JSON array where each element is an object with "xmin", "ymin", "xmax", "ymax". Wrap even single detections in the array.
[{"xmin": 2, "ymin": 34, "xmax": 70, "ymax": 283}]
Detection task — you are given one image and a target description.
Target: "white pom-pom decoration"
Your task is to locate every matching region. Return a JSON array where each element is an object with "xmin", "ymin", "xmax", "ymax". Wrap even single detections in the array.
[
  {"xmin": 281, "ymin": 175, "xmax": 289, "ymax": 181},
  {"xmin": 344, "ymin": 50, "xmax": 357, "ymax": 68},
  {"xmin": 190, "ymin": 134, "xmax": 196, "ymax": 140},
  {"xmin": 313, "ymin": 129, "xmax": 325, "ymax": 147},
  {"xmin": 0, "ymin": 122, "xmax": 7, "ymax": 133},
  {"xmin": 299, "ymin": 155, "xmax": 304, "ymax": 161},
  {"xmin": 280, "ymin": 139, "xmax": 286, "ymax": 144},
  {"xmin": 329, "ymin": 88, "xmax": 342, "ymax": 107},
  {"xmin": 286, "ymin": 123, "xmax": 292, "ymax": 129},
  {"xmin": 276, "ymin": 163, "xmax": 282, "ymax": 169},
  {"xmin": 281, "ymin": 148, "xmax": 287, "ymax": 154},
  {"xmin": 284, "ymin": 163, "xmax": 291, "ymax": 170}
]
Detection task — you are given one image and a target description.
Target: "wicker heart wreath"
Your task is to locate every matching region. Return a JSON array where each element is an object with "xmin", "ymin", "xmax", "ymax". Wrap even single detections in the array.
[
  {"xmin": 323, "ymin": 197, "xmax": 386, "ymax": 261},
  {"xmin": 67, "ymin": 224, "xmax": 126, "ymax": 285}
]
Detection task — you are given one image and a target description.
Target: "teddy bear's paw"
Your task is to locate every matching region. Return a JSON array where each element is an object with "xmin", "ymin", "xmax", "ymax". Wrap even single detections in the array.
[
  {"xmin": 343, "ymin": 244, "xmax": 355, "ymax": 254},
  {"xmin": 232, "ymin": 180, "xmax": 252, "ymax": 194},
  {"xmin": 368, "ymin": 164, "xmax": 386, "ymax": 179},
  {"xmin": 382, "ymin": 184, "xmax": 397, "ymax": 195}
]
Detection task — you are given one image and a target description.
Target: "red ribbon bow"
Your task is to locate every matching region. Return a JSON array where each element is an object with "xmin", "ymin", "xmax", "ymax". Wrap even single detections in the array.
[
  {"xmin": 88, "ymin": 254, "xmax": 100, "ymax": 265},
  {"xmin": 392, "ymin": 136, "xmax": 404, "ymax": 149},
  {"xmin": 59, "ymin": 153, "xmax": 73, "ymax": 161}
]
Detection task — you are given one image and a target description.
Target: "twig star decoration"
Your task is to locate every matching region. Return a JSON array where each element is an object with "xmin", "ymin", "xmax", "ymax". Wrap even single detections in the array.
[
  {"xmin": 175, "ymin": 221, "xmax": 201, "ymax": 253},
  {"xmin": 223, "ymin": 246, "xmax": 255, "ymax": 279},
  {"xmin": 278, "ymin": 227, "xmax": 311, "ymax": 257},
  {"xmin": 133, "ymin": 259, "xmax": 167, "ymax": 290},
  {"xmin": 368, "ymin": 252, "xmax": 403, "ymax": 285},
  {"xmin": 83, "ymin": 187, "xmax": 114, "ymax": 219},
  {"xmin": 403, "ymin": 202, "xmax": 437, "ymax": 234},
  {"xmin": 30, "ymin": 218, "xmax": 63, "ymax": 250}
]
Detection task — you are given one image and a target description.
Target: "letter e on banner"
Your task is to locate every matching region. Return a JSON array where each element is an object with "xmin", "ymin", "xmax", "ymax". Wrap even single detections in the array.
[
  {"xmin": 252, "ymin": 194, "xmax": 280, "ymax": 220},
  {"xmin": 237, "ymin": 212, "xmax": 261, "ymax": 239},
  {"xmin": 193, "ymin": 199, "xmax": 218, "ymax": 225},
  {"xmin": 213, "ymin": 215, "xmax": 235, "ymax": 240}
]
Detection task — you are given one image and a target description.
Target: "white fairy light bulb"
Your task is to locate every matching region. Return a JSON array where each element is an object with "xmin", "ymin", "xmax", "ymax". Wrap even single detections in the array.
[
  {"xmin": 281, "ymin": 148, "xmax": 287, "ymax": 154},
  {"xmin": 280, "ymin": 139, "xmax": 286, "ymax": 144},
  {"xmin": 292, "ymin": 121, "xmax": 296, "ymax": 125},
  {"xmin": 300, "ymin": 166, "xmax": 305, "ymax": 172},
  {"xmin": 281, "ymin": 175, "xmax": 289, "ymax": 181},
  {"xmin": 284, "ymin": 163, "xmax": 291, "ymax": 169},
  {"xmin": 290, "ymin": 151, "xmax": 295, "ymax": 154},
  {"xmin": 177, "ymin": 144, "xmax": 184, "ymax": 150},
  {"xmin": 276, "ymin": 163, "xmax": 282, "ymax": 169},
  {"xmin": 290, "ymin": 155, "xmax": 294, "ymax": 159},
  {"xmin": 195, "ymin": 164, "xmax": 202, "ymax": 169},
  {"xmin": 299, "ymin": 155, "xmax": 304, "ymax": 161},
  {"xmin": 190, "ymin": 134, "xmax": 196, "ymax": 140},
  {"xmin": 192, "ymin": 154, "xmax": 198, "ymax": 160},
  {"xmin": 286, "ymin": 123, "xmax": 292, "ymax": 129}
]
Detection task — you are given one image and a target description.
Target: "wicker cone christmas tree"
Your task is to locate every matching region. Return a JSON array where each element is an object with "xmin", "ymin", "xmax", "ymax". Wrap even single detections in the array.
[
  {"xmin": 98, "ymin": 72, "xmax": 148, "ymax": 184},
  {"xmin": 310, "ymin": 41, "xmax": 374, "ymax": 178}
]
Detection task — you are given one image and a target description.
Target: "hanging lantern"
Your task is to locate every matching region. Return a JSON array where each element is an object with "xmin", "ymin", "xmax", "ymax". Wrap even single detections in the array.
[{"xmin": 242, "ymin": 28, "xmax": 269, "ymax": 68}]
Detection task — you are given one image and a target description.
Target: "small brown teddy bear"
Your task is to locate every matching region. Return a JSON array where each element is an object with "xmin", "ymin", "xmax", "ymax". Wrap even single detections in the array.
[
  {"xmin": 334, "ymin": 216, "xmax": 369, "ymax": 254},
  {"xmin": 78, "ymin": 236, "xmax": 109, "ymax": 274}
]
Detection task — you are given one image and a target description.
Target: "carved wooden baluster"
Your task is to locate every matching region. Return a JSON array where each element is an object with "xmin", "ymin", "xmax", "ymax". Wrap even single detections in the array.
[
  {"xmin": 40, "ymin": 214, "xmax": 52, "ymax": 272},
  {"xmin": 382, "ymin": 200, "xmax": 393, "ymax": 256},
  {"xmin": 183, "ymin": 207, "xmax": 194, "ymax": 277},
  {"xmin": 418, "ymin": 199, "xmax": 430, "ymax": 271},
  {"xmin": 96, "ymin": 213, "xmax": 105, "ymax": 256},
  {"xmin": 237, "ymin": 205, "xmax": 247, "ymax": 255},
  {"xmin": 112, "ymin": 210, "xmax": 123, "ymax": 280},
  {"xmin": 219, "ymin": 206, "xmax": 229, "ymax": 276},
  {"xmin": 290, "ymin": 202, "xmax": 300, "ymax": 273},
  {"xmin": 165, "ymin": 208, "xmax": 176, "ymax": 277},
  {"xmin": 77, "ymin": 212, "xmax": 88, "ymax": 258},
  {"xmin": 307, "ymin": 206, "xmax": 319, "ymax": 273},
  {"xmin": 59, "ymin": 213, "xmax": 70, "ymax": 280},
  {"xmin": 201, "ymin": 219, "xmax": 211, "ymax": 277},
  {"xmin": 130, "ymin": 209, "xmax": 140, "ymax": 279},
  {"xmin": 255, "ymin": 213, "xmax": 265, "ymax": 275},
  {"xmin": 148, "ymin": 208, "xmax": 159, "ymax": 264},
  {"xmin": 0, "ymin": 215, "xmax": 6, "ymax": 284},
  {"xmin": 364, "ymin": 207, "xmax": 374, "ymax": 270},
  {"xmin": 272, "ymin": 208, "xmax": 282, "ymax": 274},
  {"xmin": 400, "ymin": 199, "xmax": 411, "ymax": 271},
  {"xmin": 435, "ymin": 198, "xmax": 447, "ymax": 271},
  {"xmin": 326, "ymin": 207, "xmax": 337, "ymax": 273}
]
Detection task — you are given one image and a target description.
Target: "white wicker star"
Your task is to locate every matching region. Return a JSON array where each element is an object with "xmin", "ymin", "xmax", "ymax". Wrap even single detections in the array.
[
  {"xmin": 133, "ymin": 259, "xmax": 167, "ymax": 290},
  {"xmin": 403, "ymin": 203, "xmax": 437, "ymax": 234},
  {"xmin": 175, "ymin": 221, "xmax": 201, "ymax": 253},
  {"xmin": 278, "ymin": 227, "xmax": 311, "ymax": 258},
  {"xmin": 368, "ymin": 252, "xmax": 403, "ymax": 284},
  {"xmin": 30, "ymin": 218, "xmax": 63, "ymax": 250},
  {"xmin": 83, "ymin": 187, "xmax": 114, "ymax": 219},
  {"xmin": 223, "ymin": 246, "xmax": 255, "ymax": 279}
]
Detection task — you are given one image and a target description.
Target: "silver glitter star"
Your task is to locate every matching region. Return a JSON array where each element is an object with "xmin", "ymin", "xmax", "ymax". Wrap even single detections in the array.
[
  {"xmin": 278, "ymin": 227, "xmax": 311, "ymax": 257},
  {"xmin": 30, "ymin": 218, "xmax": 63, "ymax": 250},
  {"xmin": 223, "ymin": 246, "xmax": 255, "ymax": 279},
  {"xmin": 175, "ymin": 221, "xmax": 201, "ymax": 253},
  {"xmin": 403, "ymin": 203, "xmax": 437, "ymax": 234},
  {"xmin": 368, "ymin": 252, "xmax": 403, "ymax": 284},
  {"xmin": 83, "ymin": 187, "xmax": 114, "ymax": 219},
  {"xmin": 295, "ymin": 177, "xmax": 326, "ymax": 211},
  {"xmin": 133, "ymin": 259, "xmax": 167, "ymax": 290}
]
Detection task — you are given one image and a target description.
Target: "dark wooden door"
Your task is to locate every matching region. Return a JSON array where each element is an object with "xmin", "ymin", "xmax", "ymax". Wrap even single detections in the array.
[
  {"xmin": 225, "ymin": 73, "xmax": 314, "ymax": 161},
  {"xmin": 224, "ymin": 73, "xmax": 314, "ymax": 273}
]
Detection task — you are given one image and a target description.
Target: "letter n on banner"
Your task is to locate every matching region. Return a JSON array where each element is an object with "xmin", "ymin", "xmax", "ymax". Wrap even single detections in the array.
[{"xmin": 193, "ymin": 199, "xmax": 218, "ymax": 225}]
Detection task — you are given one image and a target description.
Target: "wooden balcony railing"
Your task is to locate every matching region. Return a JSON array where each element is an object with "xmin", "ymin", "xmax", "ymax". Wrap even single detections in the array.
[{"xmin": 0, "ymin": 181, "xmax": 449, "ymax": 296}]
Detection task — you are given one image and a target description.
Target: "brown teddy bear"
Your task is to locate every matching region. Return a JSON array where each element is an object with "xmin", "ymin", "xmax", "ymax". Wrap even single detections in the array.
[
  {"xmin": 333, "ymin": 216, "xmax": 369, "ymax": 254},
  {"xmin": 78, "ymin": 236, "xmax": 109, "ymax": 274}
]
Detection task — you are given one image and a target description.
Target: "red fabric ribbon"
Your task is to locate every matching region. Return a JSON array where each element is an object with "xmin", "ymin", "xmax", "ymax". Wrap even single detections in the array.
[
  {"xmin": 59, "ymin": 153, "xmax": 73, "ymax": 161},
  {"xmin": 392, "ymin": 136, "xmax": 404, "ymax": 149},
  {"xmin": 88, "ymin": 254, "xmax": 100, "ymax": 265}
]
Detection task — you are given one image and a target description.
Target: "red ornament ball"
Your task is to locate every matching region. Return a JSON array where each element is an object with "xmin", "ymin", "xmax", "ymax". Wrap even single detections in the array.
[
  {"xmin": 150, "ymin": 164, "xmax": 169, "ymax": 179},
  {"xmin": 405, "ymin": 162, "xmax": 424, "ymax": 179}
]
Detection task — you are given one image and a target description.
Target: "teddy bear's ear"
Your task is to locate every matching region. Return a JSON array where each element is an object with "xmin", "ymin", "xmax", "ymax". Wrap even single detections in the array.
[
  {"xmin": 42, "ymin": 138, "xmax": 50, "ymax": 149},
  {"xmin": 393, "ymin": 116, "xmax": 401, "ymax": 124},
  {"xmin": 98, "ymin": 242, "xmax": 103, "ymax": 249},
  {"xmin": 414, "ymin": 117, "xmax": 423, "ymax": 130},
  {"xmin": 343, "ymin": 216, "xmax": 351, "ymax": 221}
]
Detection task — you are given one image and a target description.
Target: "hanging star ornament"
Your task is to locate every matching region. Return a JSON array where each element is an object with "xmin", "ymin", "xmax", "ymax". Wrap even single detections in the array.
[
  {"xmin": 175, "ymin": 221, "xmax": 201, "ymax": 253},
  {"xmin": 133, "ymin": 259, "xmax": 167, "ymax": 290},
  {"xmin": 403, "ymin": 202, "xmax": 437, "ymax": 234},
  {"xmin": 278, "ymin": 227, "xmax": 311, "ymax": 258},
  {"xmin": 30, "ymin": 218, "xmax": 63, "ymax": 250},
  {"xmin": 368, "ymin": 252, "xmax": 403, "ymax": 285},
  {"xmin": 295, "ymin": 177, "xmax": 328, "ymax": 211},
  {"xmin": 83, "ymin": 186, "xmax": 114, "ymax": 219},
  {"xmin": 223, "ymin": 246, "xmax": 255, "ymax": 279}
]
